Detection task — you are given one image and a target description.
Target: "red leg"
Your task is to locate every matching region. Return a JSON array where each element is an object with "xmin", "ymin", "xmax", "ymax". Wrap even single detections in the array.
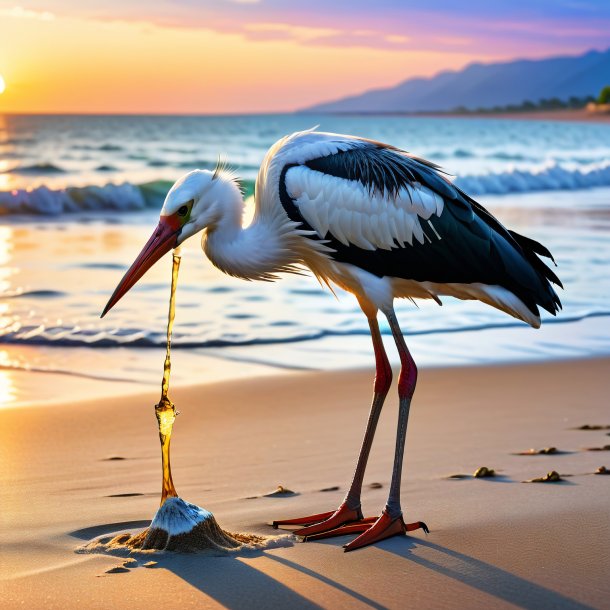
[
  {"xmin": 343, "ymin": 309, "xmax": 427, "ymax": 552},
  {"xmin": 271, "ymin": 314, "xmax": 392, "ymax": 537}
]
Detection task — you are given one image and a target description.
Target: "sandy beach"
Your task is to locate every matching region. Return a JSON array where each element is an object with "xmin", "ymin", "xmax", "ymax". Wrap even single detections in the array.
[{"xmin": 1, "ymin": 358, "xmax": 609, "ymax": 609}]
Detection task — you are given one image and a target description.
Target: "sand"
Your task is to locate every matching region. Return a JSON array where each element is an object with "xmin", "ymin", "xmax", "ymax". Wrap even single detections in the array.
[{"xmin": 1, "ymin": 359, "xmax": 609, "ymax": 609}]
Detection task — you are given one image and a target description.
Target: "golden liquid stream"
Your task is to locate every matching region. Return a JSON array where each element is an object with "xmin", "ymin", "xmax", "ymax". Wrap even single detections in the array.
[{"xmin": 156, "ymin": 252, "xmax": 181, "ymax": 505}]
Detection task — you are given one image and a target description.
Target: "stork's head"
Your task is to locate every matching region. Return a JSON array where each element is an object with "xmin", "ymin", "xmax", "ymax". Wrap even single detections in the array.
[{"xmin": 101, "ymin": 169, "xmax": 238, "ymax": 317}]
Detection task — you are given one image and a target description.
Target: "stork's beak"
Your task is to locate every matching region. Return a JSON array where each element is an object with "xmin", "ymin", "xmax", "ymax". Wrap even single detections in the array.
[{"xmin": 101, "ymin": 216, "xmax": 181, "ymax": 318}]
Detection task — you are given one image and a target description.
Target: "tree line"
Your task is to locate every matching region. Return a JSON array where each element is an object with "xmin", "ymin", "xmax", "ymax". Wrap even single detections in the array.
[{"xmin": 447, "ymin": 86, "xmax": 609, "ymax": 114}]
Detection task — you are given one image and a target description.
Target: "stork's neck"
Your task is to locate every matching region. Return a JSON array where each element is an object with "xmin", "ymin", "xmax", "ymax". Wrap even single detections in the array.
[{"xmin": 202, "ymin": 181, "xmax": 296, "ymax": 281}]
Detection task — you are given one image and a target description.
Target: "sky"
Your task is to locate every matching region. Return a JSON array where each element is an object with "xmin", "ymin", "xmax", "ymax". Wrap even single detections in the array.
[{"xmin": 0, "ymin": 0, "xmax": 608, "ymax": 114}]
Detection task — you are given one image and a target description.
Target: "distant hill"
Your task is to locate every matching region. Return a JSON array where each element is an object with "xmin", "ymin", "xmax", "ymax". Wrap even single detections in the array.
[{"xmin": 302, "ymin": 48, "xmax": 610, "ymax": 114}]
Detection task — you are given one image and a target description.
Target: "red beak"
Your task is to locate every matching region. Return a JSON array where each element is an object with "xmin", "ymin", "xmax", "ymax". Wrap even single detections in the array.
[{"xmin": 101, "ymin": 216, "xmax": 181, "ymax": 318}]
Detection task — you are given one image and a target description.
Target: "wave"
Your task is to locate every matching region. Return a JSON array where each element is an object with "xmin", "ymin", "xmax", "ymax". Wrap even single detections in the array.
[
  {"xmin": 0, "ymin": 179, "xmax": 256, "ymax": 216},
  {"xmin": 4, "ymin": 162, "xmax": 66, "ymax": 175},
  {"xmin": 71, "ymin": 143, "xmax": 124, "ymax": 152},
  {"xmin": 0, "ymin": 159, "xmax": 609, "ymax": 216},
  {"xmin": 0, "ymin": 311, "xmax": 607, "ymax": 350},
  {"xmin": 455, "ymin": 160, "xmax": 610, "ymax": 195},
  {"xmin": 4, "ymin": 289, "xmax": 66, "ymax": 299}
]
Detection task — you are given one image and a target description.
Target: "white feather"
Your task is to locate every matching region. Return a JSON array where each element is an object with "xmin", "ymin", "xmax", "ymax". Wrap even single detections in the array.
[{"xmin": 284, "ymin": 165, "xmax": 444, "ymax": 253}]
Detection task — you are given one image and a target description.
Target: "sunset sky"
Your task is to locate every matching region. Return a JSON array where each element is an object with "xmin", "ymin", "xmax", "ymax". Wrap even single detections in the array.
[{"xmin": 0, "ymin": 1, "xmax": 608, "ymax": 114}]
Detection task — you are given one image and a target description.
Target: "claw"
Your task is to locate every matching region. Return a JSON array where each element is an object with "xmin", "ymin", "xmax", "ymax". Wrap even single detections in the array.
[
  {"xmin": 343, "ymin": 512, "xmax": 428, "ymax": 552},
  {"xmin": 406, "ymin": 520, "xmax": 429, "ymax": 534}
]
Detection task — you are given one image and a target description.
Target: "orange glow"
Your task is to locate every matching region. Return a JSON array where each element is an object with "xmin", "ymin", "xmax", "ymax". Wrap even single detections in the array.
[{"xmin": 0, "ymin": 11, "xmax": 496, "ymax": 114}]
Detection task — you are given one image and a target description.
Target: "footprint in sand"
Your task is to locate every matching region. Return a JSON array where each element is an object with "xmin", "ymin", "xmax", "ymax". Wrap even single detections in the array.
[
  {"xmin": 573, "ymin": 424, "xmax": 610, "ymax": 430},
  {"xmin": 102, "ymin": 566, "xmax": 130, "ymax": 575}
]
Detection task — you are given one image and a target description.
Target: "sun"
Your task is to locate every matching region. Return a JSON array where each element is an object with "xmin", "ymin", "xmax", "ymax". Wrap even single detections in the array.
[{"xmin": 0, "ymin": 75, "xmax": 5, "ymax": 95}]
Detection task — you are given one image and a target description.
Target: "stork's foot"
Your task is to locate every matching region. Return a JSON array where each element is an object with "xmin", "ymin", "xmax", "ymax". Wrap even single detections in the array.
[
  {"xmin": 272, "ymin": 502, "xmax": 364, "ymax": 537},
  {"xmin": 299, "ymin": 510, "xmax": 428, "ymax": 549},
  {"xmin": 341, "ymin": 511, "xmax": 428, "ymax": 552}
]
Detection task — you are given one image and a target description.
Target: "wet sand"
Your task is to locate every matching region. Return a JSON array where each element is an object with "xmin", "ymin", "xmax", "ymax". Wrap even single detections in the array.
[{"xmin": 1, "ymin": 359, "xmax": 609, "ymax": 609}]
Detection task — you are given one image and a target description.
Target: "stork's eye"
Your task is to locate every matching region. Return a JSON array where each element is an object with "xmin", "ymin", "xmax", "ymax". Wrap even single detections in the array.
[{"xmin": 178, "ymin": 205, "xmax": 188, "ymax": 217}]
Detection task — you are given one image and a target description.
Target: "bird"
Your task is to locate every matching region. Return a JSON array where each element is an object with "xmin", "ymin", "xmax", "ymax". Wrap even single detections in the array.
[{"xmin": 102, "ymin": 129, "xmax": 562, "ymax": 552}]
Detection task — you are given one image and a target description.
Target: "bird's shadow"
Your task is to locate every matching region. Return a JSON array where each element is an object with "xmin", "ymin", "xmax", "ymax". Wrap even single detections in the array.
[
  {"xmin": 71, "ymin": 524, "xmax": 590, "ymax": 609},
  {"xmin": 160, "ymin": 534, "xmax": 592, "ymax": 610},
  {"xmin": 381, "ymin": 536, "xmax": 592, "ymax": 610}
]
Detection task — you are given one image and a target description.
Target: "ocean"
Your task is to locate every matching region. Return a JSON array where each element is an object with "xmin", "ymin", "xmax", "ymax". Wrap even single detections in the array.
[{"xmin": 1, "ymin": 113, "xmax": 609, "ymax": 407}]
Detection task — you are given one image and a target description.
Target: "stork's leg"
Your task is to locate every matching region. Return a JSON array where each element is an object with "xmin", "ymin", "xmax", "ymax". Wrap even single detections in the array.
[
  {"xmin": 343, "ymin": 308, "xmax": 427, "ymax": 552},
  {"xmin": 272, "ymin": 315, "xmax": 392, "ymax": 535}
]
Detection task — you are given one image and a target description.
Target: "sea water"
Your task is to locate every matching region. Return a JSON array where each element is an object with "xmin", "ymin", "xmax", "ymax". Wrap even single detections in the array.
[{"xmin": 0, "ymin": 114, "xmax": 609, "ymax": 406}]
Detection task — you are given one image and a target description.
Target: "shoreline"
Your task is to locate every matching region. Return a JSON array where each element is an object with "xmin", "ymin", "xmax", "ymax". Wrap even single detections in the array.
[
  {"xmin": 2, "ymin": 314, "xmax": 609, "ymax": 410},
  {"xmin": 1, "ymin": 357, "xmax": 609, "ymax": 608},
  {"xmin": 424, "ymin": 108, "xmax": 610, "ymax": 123},
  {"xmin": 309, "ymin": 108, "xmax": 610, "ymax": 124}
]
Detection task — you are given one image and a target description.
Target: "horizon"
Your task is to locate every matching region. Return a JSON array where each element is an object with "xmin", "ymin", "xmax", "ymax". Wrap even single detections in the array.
[
  {"xmin": 1, "ymin": 44, "xmax": 607, "ymax": 117},
  {"xmin": 0, "ymin": 1, "xmax": 609, "ymax": 114}
]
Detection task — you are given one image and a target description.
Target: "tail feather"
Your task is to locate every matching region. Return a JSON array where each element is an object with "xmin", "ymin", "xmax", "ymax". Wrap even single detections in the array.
[{"xmin": 507, "ymin": 231, "xmax": 563, "ymax": 315}]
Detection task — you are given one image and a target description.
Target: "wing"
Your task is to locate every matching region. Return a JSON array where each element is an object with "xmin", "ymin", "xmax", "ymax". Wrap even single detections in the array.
[{"xmin": 278, "ymin": 136, "xmax": 562, "ymax": 318}]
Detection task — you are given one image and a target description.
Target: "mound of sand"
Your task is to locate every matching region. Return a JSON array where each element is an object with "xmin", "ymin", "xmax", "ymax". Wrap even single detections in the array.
[{"xmin": 79, "ymin": 497, "xmax": 292, "ymax": 556}]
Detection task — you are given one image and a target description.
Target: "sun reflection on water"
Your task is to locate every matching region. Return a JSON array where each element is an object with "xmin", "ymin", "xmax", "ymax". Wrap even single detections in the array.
[
  {"xmin": 0, "ymin": 227, "xmax": 18, "ymax": 407},
  {"xmin": 0, "ymin": 370, "xmax": 16, "ymax": 407},
  {"xmin": 0, "ymin": 225, "xmax": 15, "ymax": 292}
]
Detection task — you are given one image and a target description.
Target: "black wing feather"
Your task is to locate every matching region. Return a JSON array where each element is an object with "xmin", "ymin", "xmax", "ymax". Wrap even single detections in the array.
[{"xmin": 283, "ymin": 141, "xmax": 562, "ymax": 318}]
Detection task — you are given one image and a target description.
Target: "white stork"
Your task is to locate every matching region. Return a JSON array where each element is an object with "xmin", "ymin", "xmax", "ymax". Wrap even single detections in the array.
[{"xmin": 102, "ymin": 130, "xmax": 562, "ymax": 551}]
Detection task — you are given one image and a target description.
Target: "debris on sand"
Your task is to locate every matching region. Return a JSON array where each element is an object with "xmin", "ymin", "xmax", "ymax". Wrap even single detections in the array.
[
  {"xmin": 473, "ymin": 467, "xmax": 496, "ymax": 478},
  {"xmin": 524, "ymin": 470, "xmax": 563, "ymax": 483},
  {"xmin": 513, "ymin": 447, "xmax": 559, "ymax": 455},
  {"xmin": 447, "ymin": 467, "xmax": 497, "ymax": 479},
  {"xmin": 263, "ymin": 485, "xmax": 298, "ymax": 497},
  {"xmin": 594, "ymin": 466, "xmax": 609, "ymax": 475}
]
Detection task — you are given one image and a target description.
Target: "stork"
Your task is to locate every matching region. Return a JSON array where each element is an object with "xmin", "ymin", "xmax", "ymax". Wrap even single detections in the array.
[{"xmin": 102, "ymin": 130, "xmax": 562, "ymax": 552}]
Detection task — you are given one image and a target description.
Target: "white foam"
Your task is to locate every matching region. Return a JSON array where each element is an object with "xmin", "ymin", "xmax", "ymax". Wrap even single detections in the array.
[
  {"xmin": 150, "ymin": 497, "xmax": 213, "ymax": 535},
  {"xmin": 0, "ymin": 183, "xmax": 148, "ymax": 216},
  {"xmin": 455, "ymin": 160, "xmax": 610, "ymax": 196}
]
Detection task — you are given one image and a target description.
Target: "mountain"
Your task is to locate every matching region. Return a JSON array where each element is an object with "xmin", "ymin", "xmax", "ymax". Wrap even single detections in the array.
[{"xmin": 302, "ymin": 48, "xmax": 610, "ymax": 113}]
